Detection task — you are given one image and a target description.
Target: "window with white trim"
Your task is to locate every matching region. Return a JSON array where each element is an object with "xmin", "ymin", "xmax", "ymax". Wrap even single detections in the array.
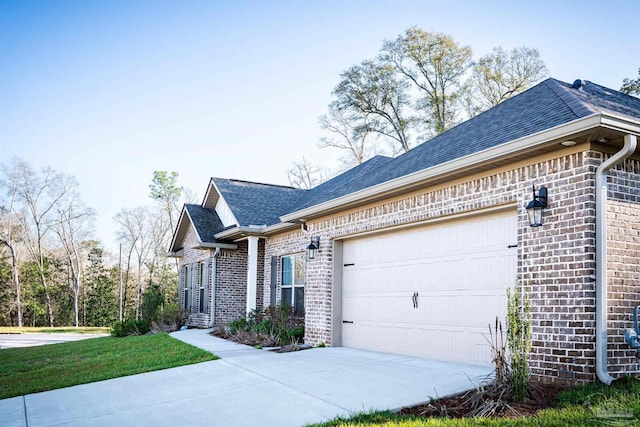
[
  {"xmin": 182, "ymin": 265, "xmax": 191, "ymax": 311},
  {"xmin": 198, "ymin": 261, "xmax": 208, "ymax": 314},
  {"xmin": 281, "ymin": 253, "xmax": 304, "ymax": 313}
]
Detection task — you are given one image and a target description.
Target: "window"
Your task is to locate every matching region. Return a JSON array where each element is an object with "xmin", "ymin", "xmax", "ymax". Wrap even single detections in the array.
[
  {"xmin": 281, "ymin": 253, "xmax": 304, "ymax": 313},
  {"xmin": 198, "ymin": 261, "xmax": 207, "ymax": 314},
  {"xmin": 183, "ymin": 265, "xmax": 190, "ymax": 311}
]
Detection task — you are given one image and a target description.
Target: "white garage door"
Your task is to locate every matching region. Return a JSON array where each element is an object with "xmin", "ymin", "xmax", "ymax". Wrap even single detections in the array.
[{"xmin": 341, "ymin": 212, "xmax": 517, "ymax": 366}]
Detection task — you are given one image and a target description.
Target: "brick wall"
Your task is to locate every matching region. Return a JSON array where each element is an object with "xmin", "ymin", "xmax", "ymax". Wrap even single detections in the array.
[
  {"xmin": 179, "ymin": 226, "xmax": 212, "ymax": 328},
  {"xmin": 214, "ymin": 241, "xmax": 247, "ymax": 325},
  {"xmin": 263, "ymin": 148, "xmax": 640, "ymax": 383},
  {"xmin": 263, "ymin": 231, "xmax": 306, "ymax": 308},
  {"xmin": 177, "ymin": 225, "xmax": 261, "ymax": 327},
  {"xmin": 606, "ymin": 157, "xmax": 640, "ymax": 377}
]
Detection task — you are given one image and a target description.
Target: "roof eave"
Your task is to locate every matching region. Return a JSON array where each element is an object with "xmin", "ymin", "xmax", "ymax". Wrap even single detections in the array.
[
  {"xmin": 168, "ymin": 206, "xmax": 189, "ymax": 253},
  {"xmin": 262, "ymin": 222, "xmax": 299, "ymax": 236},
  {"xmin": 214, "ymin": 225, "xmax": 267, "ymax": 240},
  {"xmin": 281, "ymin": 113, "xmax": 640, "ymax": 223},
  {"xmin": 166, "ymin": 249, "xmax": 184, "ymax": 258},
  {"xmin": 194, "ymin": 242, "xmax": 238, "ymax": 250}
]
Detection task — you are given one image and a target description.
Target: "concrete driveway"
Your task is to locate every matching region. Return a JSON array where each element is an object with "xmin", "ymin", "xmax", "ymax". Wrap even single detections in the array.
[
  {"xmin": 0, "ymin": 333, "xmax": 108, "ymax": 349},
  {"xmin": 1, "ymin": 328, "xmax": 492, "ymax": 427}
]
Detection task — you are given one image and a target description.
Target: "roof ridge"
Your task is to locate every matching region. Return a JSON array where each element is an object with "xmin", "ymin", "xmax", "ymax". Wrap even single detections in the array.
[
  {"xmin": 544, "ymin": 78, "xmax": 599, "ymax": 118},
  {"xmin": 215, "ymin": 177, "xmax": 301, "ymax": 190}
]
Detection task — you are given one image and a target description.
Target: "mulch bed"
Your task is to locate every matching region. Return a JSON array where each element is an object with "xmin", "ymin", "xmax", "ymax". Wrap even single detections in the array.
[{"xmin": 399, "ymin": 381, "xmax": 567, "ymax": 419}]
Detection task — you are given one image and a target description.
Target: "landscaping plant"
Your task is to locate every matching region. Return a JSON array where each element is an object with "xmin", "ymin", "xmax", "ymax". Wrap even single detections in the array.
[
  {"xmin": 506, "ymin": 283, "xmax": 532, "ymax": 402},
  {"xmin": 213, "ymin": 304, "xmax": 305, "ymax": 349}
]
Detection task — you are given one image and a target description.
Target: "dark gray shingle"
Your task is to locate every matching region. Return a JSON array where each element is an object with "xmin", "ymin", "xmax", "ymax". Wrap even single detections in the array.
[
  {"xmin": 291, "ymin": 78, "xmax": 640, "ymax": 210},
  {"xmin": 185, "ymin": 204, "xmax": 226, "ymax": 243},
  {"xmin": 212, "ymin": 178, "xmax": 306, "ymax": 227}
]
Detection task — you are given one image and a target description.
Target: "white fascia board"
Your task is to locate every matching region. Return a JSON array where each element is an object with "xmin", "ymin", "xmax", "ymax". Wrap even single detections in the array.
[
  {"xmin": 166, "ymin": 249, "xmax": 184, "ymax": 258},
  {"xmin": 262, "ymin": 222, "xmax": 298, "ymax": 235},
  {"xmin": 194, "ymin": 242, "xmax": 238, "ymax": 250},
  {"xmin": 185, "ymin": 207, "xmax": 238, "ymax": 249},
  {"xmin": 281, "ymin": 113, "xmax": 610, "ymax": 223},
  {"xmin": 168, "ymin": 206, "xmax": 189, "ymax": 253},
  {"xmin": 209, "ymin": 179, "xmax": 240, "ymax": 227},
  {"xmin": 184, "ymin": 208, "xmax": 204, "ymax": 244},
  {"xmin": 214, "ymin": 225, "xmax": 266, "ymax": 240},
  {"xmin": 599, "ymin": 112, "xmax": 640, "ymax": 134},
  {"xmin": 201, "ymin": 178, "xmax": 216, "ymax": 208}
]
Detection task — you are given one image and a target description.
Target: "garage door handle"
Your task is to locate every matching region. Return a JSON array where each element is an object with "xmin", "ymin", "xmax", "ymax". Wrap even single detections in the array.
[
  {"xmin": 412, "ymin": 292, "xmax": 419, "ymax": 309},
  {"xmin": 342, "ymin": 320, "xmax": 354, "ymax": 324}
]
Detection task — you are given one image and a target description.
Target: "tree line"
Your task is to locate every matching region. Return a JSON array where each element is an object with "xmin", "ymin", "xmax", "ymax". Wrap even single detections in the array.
[
  {"xmin": 0, "ymin": 160, "xmax": 188, "ymax": 327},
  {"xmin": 287, "ymin": 27, "xmax": 640, "ymax": 189},
  {"xmin": 288, "ymin": 26, "xmax": 549, "ymax": 188}
]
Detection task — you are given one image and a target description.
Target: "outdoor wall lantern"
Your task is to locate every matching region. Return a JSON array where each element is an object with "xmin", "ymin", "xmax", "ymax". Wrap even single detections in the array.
[
  {"xmin": 526, "ymin": 185, "xmax": 548, "ymax": 227},
  {"xmin": 306, "ymin": 236, "xmax": 320, "ymax": 260}
]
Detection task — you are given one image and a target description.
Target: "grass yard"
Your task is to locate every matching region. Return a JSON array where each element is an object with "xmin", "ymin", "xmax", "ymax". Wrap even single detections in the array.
[
  {"xmin": 0, "ymin": 333, "xmax": 217, "ymax": 399},
  {"xmin": 0, "ymin": 326, "xmax": 111, "ymax": 334},
  {"xmin": 309, "ymin": 376, "xmax": 640, "ymax": 426}
]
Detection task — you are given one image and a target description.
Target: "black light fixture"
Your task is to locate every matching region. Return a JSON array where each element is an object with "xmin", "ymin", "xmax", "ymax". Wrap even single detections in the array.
[
  {"xmin": 526, "ymin": 185, "xmax": 548, "ymax": 227},
  {"xmin": 306, "ymin": 236, "xmax": 320, "ymax": 260}
]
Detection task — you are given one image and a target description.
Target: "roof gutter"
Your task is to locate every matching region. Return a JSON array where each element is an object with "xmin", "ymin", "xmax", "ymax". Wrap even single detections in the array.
[
  {"xmin": 194, "ymin": 241, "xmax": 238, "ymax": 250},
  {"xmin": 214, "ymin": 225, "xmax": 266, "ymax": 240},
  {"xmin": 166, "ymin": 249, "xmax": 184, "ymax": 258},
  {"xmin": 281, "ymin": 113, "xmax": 640, "ymax": 223},
  {"xmin": 595, "ymin": 133, "xmax": 637, "ymax": 385}
]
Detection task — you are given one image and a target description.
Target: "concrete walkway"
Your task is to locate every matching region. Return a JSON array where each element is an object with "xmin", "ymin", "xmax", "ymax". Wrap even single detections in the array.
[{"xmin": 1, "ymin": 328, "xmax": 492, "ymax": 427}]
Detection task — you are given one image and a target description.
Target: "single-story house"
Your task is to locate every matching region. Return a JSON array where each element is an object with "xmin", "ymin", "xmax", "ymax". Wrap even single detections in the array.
[{"xmin": 169, "ymin": 78, "xmax": 640, "ymax": 384}]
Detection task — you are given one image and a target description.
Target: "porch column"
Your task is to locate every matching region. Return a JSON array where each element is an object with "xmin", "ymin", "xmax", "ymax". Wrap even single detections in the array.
[{"xmin": 246, "ymin": 236, "xmax": 259, "ymax": 315}]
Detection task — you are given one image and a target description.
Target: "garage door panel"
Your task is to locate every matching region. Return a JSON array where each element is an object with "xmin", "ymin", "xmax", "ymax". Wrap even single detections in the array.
[{"xmin": 341, "ymin": 212, "xmax": 516, "ymax": 366}]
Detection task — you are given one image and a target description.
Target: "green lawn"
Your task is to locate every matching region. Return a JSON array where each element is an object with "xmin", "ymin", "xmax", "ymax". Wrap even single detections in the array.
[
  {"xmin": 0, "ymin": 333, "xmax": 217, "ymax": 399},
  {"xmin": 309, "ymin": 377, "xmax": 640, "ymax": 426},
  {"xmin": 0, "ymin": 326, "xmax": 111, "ymax": 334}
]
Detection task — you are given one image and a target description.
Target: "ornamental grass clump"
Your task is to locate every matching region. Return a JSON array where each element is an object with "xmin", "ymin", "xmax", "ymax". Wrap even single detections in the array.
[
  {"xmin": 467, "ymin": 282, "xmax": 533, "ymax": 417},
  {"xmin": 507, "ymin": 284, "xmax": 532, "ymax": 402}
]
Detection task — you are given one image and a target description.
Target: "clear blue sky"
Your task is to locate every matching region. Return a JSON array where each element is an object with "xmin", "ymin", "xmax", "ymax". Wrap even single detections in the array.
[{"xmin": 1, "ymin": 0, "xmax": 639, "ymax": 251}]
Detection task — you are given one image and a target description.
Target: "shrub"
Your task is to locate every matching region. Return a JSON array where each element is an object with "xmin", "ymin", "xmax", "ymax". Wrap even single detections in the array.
[
  {"xmin": 228, "ymin": 317, "xmax": 249, "ymax": 334},
  {"xmin": 152, "ymin": 303, "xmax": 188, "ymax": 332},
  {"xmin": 140, "ymin": 284, "xmax": 164, "ymax": 323},
  {"xmin": 111, "ymin": 319, "xmax": 151, "ymax": 337},
  {"xmin": 217, "ymin": 305, "xmax": 305, "ymax": 348}
]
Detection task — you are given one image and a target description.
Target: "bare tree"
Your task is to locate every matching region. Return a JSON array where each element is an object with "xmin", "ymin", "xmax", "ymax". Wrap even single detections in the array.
[
  {"xmin": 287, "ymin": 158, "xmax": 325, "ymax": 189},
  {"xmin": 318, "ymin": 106, "xmax": 378, "ymax": 166},
  {"xmin": 7, "ymin": 159, "xmax": 75, "ymax": 326},
  {"xmin": 0, "ymin": 162, "xmax": 26, "ymax": 326},
  {"xmin": 381, "ymin": 27, "xmax": 473, "ymax": 134},
  {"xmin": 53, "ymin": 190, "xmax": 95, "ymax": 327},
  {"xmin": 114, "ymin": 206, "xmax": 151, "ymax": 319},
  {"xmin": 471, "ymin": 46, "xmax": 548, "ymax": 109},
  {"xmin": 332, "ymin": 59, "xmax": 413, "ymax": 153}
]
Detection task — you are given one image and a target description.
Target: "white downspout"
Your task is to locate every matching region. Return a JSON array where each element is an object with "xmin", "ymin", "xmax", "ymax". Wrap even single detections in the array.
[
  {"xmin": 208, "ymin": 248, "xmax": 220, "ymax": 328},
  {"xmin": 595, "ymin": 134, "xmax": 637, "ymax": 384}
]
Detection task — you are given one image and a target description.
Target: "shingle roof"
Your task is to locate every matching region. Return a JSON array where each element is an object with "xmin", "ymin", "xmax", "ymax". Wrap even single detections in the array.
[
  {"xmin": 287, "ymin": 78, "xmax": 640, "ymax": 210},
  {"xmin": 212, "ymin": 178, "xmax": 306, "ymax": 227},
  {"xmin": 206, "ymin": 79, "xmax": 639, "ymax": 229},
  {"xmin": 292, "ymin": 155, "xmax": 392, "ymax": 211},
  {"xmin": 185, "ymin": 204, "xmax": 226, "ymax": 243}
]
